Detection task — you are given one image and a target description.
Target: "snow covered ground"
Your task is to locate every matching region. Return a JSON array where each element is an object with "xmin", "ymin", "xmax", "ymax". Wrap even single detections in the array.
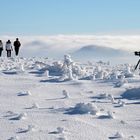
[{"xmin": 0, "ymin": 55, "xmax": 140, "ymax": 140}]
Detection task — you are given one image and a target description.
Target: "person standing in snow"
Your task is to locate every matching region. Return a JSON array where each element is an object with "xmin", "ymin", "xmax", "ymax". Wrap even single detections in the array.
[
  {"xmin": 13, "ymin": 38, "xmax": 21, "ymax": 56},
  {"xmin": 0, "ymin": 40, "xmax": 3, "ymax": 57},
  {"xmin": 5, "ymin": 40, "xmax": 13, "ymax": 57}
]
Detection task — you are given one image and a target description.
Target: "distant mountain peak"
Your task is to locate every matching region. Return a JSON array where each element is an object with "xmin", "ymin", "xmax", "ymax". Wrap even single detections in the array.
[{"xmin": 72, "ymin": 44, "xmax": 129, "ymax": 59}]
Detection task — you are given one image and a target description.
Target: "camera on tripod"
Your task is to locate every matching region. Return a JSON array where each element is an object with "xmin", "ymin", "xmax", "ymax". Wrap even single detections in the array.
[
  {"xmin": 134, "ymin": 51, "xmax": 140, "ymax": 70},
  {"xmin": 134, "ymin": 51, "xmax": 140, "ymax": 56}
]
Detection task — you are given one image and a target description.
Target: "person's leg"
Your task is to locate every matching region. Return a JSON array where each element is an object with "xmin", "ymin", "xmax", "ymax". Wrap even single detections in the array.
[
  {"xmin": 7, "ymin": 51, "xmax": 9, "ymax": 57},
  {"xmin": 0, "ymin": 51, "xmax": 1, "ymax": 57},
  {"xmin": 15, "ymin": 48, "xmax": 19, "ymax": 56},
  {"xmin": 9, "ymin": 50, "xmax": 11, "ymax": 57},
  {"xmin": 7, "ymin": 50, "xmax": 11, "ymax": 57}
]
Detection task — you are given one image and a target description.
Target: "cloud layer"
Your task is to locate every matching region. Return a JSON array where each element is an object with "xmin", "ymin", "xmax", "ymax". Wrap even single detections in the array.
[{"xmin": 0, "ymin": 35, "xmax": 140, "ymax": 60}]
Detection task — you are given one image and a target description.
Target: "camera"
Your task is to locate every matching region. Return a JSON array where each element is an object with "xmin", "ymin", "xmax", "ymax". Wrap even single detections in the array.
[{"xmin": 134, "ymin": 51, "xmax": 140, "ymax": 56}]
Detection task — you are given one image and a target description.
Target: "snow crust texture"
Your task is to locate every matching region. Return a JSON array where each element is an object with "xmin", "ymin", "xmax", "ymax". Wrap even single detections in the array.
[{"xmin": 0, "ymin": 56, "xmax": 139, "ymax": 140}]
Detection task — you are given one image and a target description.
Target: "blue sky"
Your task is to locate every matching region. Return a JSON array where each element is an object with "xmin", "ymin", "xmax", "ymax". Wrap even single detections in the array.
[{"xmin": 0, "ymin": 0, "xmax": 140, "ymax": 35}]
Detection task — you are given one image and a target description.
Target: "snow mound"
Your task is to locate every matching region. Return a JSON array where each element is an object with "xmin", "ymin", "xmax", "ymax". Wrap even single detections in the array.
[
  {"xmin": 57, "ymin": 127, "xmax": 64, "ymax": 134},
  {"xmin": 32, "ymin": 103, "xmax": 40, "ymax": 109},
  {"xmin": 93, "ymin": 93, "xmax": 116, "ymax": 104},
  {"xmin": 56, "ymin": 55, "xmax": 86, "ymax": 81},
  {"xmin": 107, "ymin": 111, "xmax": 115, "ymax": 119},
  {"xmin": 123, "ymin": 65, "xmax": 135, "ymax": 78},
  {"xmin": 9, "ymin": 113, "xmax": 27, "ymax": 120},
  {"xmin": 62, "ymin": 90, "xmax": 69, "ymax": 98},
  {"xmin": 121, "ymin": 88, "xmax": 140, "ymax": 100},
  {"xmin": 114, "ymin": 75, "xmax": 128, "ymax": 87},
  {"xmin": 113, "ymin": 132, "xmax": 124, "ymax": 138},
  {"xmin": 17, "ymin": 125, "xmax": 36, "ymax": 133},
  {"xmin": 97, "ymin": 93, "xmax": 109, "ymax": 99},
  {"xmin": 8, "ymin": 136, "xmax": 19, "ymax": 140},
  {"xmin": 98, "ymin": 111, "xmax": 115, "ymax": 119},
  {"xmin": 117, "ymin": 99, "xmax": 125, "ymax": 107},
  {"xmin": 57, "ymin": 137, "xmax": 66, "ymax": 140},
  {"xmin": 17, "ymin": 91, "xmax": 31, "ymax": 96},
  {"xmin": 66, "ymin": 103, "xmax": 98, "ymax": 115}
]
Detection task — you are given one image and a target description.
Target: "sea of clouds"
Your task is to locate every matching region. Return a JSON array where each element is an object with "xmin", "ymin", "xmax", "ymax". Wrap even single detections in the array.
[{"xmin": 0, "ymin": 35, "xmax": 140, "ymax": 63}]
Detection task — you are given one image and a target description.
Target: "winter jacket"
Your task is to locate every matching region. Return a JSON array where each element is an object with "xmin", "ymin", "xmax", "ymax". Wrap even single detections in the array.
[
  {"xmin": 5, "ymin": 43, "xmax": 12, "ymax": 51},
  {"xmin": 0, "ymin": 42, "xmax": 3, "ymax": 50},
  {"xmin": 14, "ymin": 40, "xmax": 21, "ymax": 48}
]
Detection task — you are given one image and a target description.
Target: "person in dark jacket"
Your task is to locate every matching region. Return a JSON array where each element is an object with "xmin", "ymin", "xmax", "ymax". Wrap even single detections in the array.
[
  {"xmin": 13, "ymin": 38, "xmax": 21, "ymax": 56},
  {"xmin": 0, "ymin": 40, "xmax": 3, "ymax": 57}
]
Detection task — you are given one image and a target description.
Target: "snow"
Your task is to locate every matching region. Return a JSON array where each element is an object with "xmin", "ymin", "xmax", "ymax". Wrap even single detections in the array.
[
  {"xmin": 0, "ymin": 55, "xmax": 140, "ymax": 140},
  {"xmin": 121, "ymin": 88, "xmax": 140, "ymax": 100},
  {"xmin": 65, "ymin": 103, "xmax": 98, "ymax": 115}
]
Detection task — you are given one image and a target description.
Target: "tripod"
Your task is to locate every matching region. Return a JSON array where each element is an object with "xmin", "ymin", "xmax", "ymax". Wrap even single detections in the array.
[{"xmin": 135, "ymin": 59, "xmax": 140, "ymax": 70}]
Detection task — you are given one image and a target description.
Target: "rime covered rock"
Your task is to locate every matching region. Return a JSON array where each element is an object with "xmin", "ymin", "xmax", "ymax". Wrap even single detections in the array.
[{"xmin": 66, "ymin": 103, "xmax": 98, "ymax": 115}]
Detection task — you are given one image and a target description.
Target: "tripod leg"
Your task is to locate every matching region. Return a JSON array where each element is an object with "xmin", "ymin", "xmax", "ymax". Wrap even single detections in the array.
[
  {"xmin": 139, "ymin": 64, "xmax": 140, "ymax": 75},
  {"xmin": 135, "ymin": 60, "xmax": 140, "ymax": 70}
]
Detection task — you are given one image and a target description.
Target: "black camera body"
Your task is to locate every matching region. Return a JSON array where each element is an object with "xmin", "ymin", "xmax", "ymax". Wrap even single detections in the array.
[{"xmin": 134, "ymin": 51, "xmax": 140, "ymax": 56}]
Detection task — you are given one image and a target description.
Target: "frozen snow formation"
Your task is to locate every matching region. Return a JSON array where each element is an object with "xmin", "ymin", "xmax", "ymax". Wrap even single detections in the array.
[
  {"xmin": 57, "ymin": 137, "xmax": 66, "ymax": 140},
  {"xmin": 26, "ymin": 103, "xmax": 40, "ymax": 109},
  {"xmin": 0, "ymin": 56, "xmax": 137, "ymax": 83},
  {"xmin": 57, "ymin": 127, "xmax": 65, "ymax": 134},
  {"xmin": 123, "ymin": 65, "xmax": 135, "ymax": 78},
  {"xmin": 95, "ymin": 92, "xmax": 115, "ymax": 100},
  {"xmin": 93, "ymin": 66, "xmax": 108, "ymax": 79},
  {"xmin": 58, "ymin": 54, "xmax": 87, "ymax": 81},
  {"xmin": 59, "ymin": 55, "xmax": 75, "ymax": 81},
  {"xmin": 37, "ymin": 54, "xmax": 87, "ymax": 81},
  {"xmin": 114, "ymin": 75, "xmax": 128, "ymax": 87},
  {"xmin": 42, "ymin": 70, "xmax": 49, "ymax": 77},
  {"xmin": 107, "ymin": 111, "xmax": 115, "ymax": 119},
  {"xmin": 27, "ymin": 125, "xmax": 37, "ymax": 132},
  {"xmin": 8, "ymin": 136, "xmax": 19, "ymax": 140},
  {"xmin": 10, "ymin": 113, "xmax": 27, "ymax": 120},
  {"xmin": 109, "ymin": 71, "xmax": 120, "ymax": 80},
  {"xmin": 17, "ymin": 91, "xmax": 32, "ymax": 96},
  {"xmin": 31, "ymin": 103, "xmax": 40, "ymax": 109},
  {"xmin": 98, "ymin": 93, "xmax": 109, "ymax": 99},
  {"xmin": 108, "ymin": 94, "xmax": 116, "ymax": 104},
  {"xmin": 17, "ymin": 125, "xmax": 36, "ymax": 133},
  {"xmin": 62, "ymin": 90, "xmax": 69, "ymax": 98},
  {"xmin": 118, "ymin": 99, "xmax": 125, "ymax": 107},
  {"xmin": 113, "ymin": 132, "xmax": 124, "ymax": 138},
  {"xmin": 66, "ymin": 103, "xmax": 98, "ymax": 115},
  {"xmin": 16, "ymin": 63, "xmax": 25, "ymax": 73}
]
